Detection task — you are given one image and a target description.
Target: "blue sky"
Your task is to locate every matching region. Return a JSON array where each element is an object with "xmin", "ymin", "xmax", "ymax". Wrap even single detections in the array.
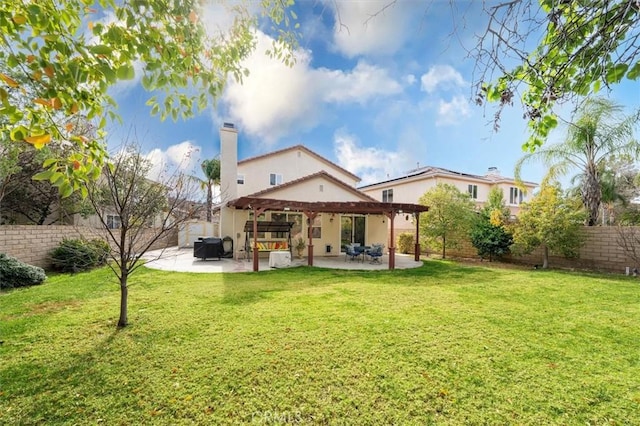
[{"xmin": 105, "ymin": 1, "xmax": 639, "ymax": 187}]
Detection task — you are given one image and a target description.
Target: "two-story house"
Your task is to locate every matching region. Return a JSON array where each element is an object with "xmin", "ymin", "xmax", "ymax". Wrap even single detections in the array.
[
  {"xmin": 359, "ymin": 166, "xmax": 538, "ymax": 235},
  {"xmin": 218, "ymin": 124, "xmax": 428, "ymax": 267}
]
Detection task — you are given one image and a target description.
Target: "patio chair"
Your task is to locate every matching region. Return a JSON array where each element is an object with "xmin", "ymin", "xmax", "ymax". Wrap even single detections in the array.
[
  {"xmin": 345, "ymin": 244, "xmax": 363, "ymax": 262},
  {"xmin": 367, "ymin": 244, "xmax": 384, "ymax": 264}
]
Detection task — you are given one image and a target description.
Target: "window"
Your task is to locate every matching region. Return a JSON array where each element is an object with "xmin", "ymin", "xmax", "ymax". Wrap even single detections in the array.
[
  {"xmin": 319, "ymin": 184, "xmax": 324, "ymax": 192},
  {"xmin": 248, "ymin": 212, "xmax": 266, "ymax": 238},
  {"xmin": 107, "ymin": 214, "xmax": 121, "ymax": 229},
  {"xmin": 510, "ymin": 187, "xmax": 524, "ymax": 205},
  {"xmin": 382, "ymin": 189, "xmax": 393, "ymax": 203},
  {"xmin": 468, "ymin": 184, "xmax": 478, "ymax": 199},
  {"xmin": 272, "ymin": 212, "xmax": 302, "ymax": 238},
  {"xmin": 310, "ymin": 216, "xmax": 321, "ymax": 239},
  {"xmin": 269, "ymin": 173, "xmax": 283, "ymax": 186},
  {"xmin": 237, "ymin": 174, "xmax": 245, "ymax": 185}
]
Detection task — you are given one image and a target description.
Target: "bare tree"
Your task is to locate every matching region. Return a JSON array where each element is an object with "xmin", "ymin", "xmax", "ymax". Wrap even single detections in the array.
[{"xmin": 85, "ymin": 144, "xmax": 202, "ymax": 328}]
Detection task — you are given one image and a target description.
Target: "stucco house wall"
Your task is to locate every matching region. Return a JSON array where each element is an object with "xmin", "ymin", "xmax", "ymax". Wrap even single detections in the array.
[{"xmin": 237, "ymin": 146, "xmax": 359, "ymax": 198}]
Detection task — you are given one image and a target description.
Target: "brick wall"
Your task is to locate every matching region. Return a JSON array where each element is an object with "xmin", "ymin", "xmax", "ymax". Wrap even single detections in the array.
[
  {"xmin": 405, "ymin": 226, "xmax": 640, "ymax": 274},
  {"xmin": 0, "ymin": 225, "xmax": 178, "ymax": 269}
]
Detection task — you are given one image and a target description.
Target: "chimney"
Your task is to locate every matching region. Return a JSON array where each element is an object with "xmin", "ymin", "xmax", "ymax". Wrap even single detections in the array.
[
  {"xmin": 486, "ymin": 166, "xmax": 500, "ymax": 177},
  {"xmin": 219, "ymin": 122, "xmax": 238, "ymax": 201},
  {"xmin": 219, "ymin": 123, "xmax": 238, "ymax": 240}
]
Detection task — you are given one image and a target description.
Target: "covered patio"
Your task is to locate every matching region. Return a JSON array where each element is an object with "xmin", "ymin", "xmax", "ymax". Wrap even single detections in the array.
[
  {"xmin": 142, "ymin": 246, "xmax": 424, "ymax": 273},
  {"xmin": 227, "ymin": 197, "xmax": 429, "ymax": 272}
]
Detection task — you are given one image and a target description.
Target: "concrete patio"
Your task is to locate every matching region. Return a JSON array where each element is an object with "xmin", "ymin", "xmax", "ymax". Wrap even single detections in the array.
[{"xmin": 142, "ymin": 246, "xmax": 423, "ymax": 273}]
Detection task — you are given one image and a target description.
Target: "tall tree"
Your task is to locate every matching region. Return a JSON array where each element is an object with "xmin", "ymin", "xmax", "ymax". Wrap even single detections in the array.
[
  {"xmin": 418, "ymin": 183, "xmax": 476, "ymax": 259},
  {"xmin": 512, "ymin": 183, "xmax": 585, "ymax": 269},
  {"xmin": 85, "ymin": 145, "xmax": 202, "ymax": 328},
  {"xmin": 468, "ymin": 0, "xmax": 640, "ymax": 149},
  {"xmin": 200, "ymin": 158, "xmax": 221, "ymax": 223},
  {"xmin": 515, "ymin": 98, "xmax": 640, "ymax": 226},
  {"xmin": 0, "ymin": 1, "xmax": 296, "ymax": 192}
]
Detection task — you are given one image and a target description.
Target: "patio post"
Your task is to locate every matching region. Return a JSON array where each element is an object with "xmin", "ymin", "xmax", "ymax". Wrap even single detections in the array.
[
  {"xmin": 389, "ymin": 211, "xmax": 396, "ymax": 270},
  {"xmin": 304, "ymin": 211, "xmax": 317, "ymax": 266},
  {"xmin": 414, "ymin": 213, "xmax": 421, "ymax": 261},
  {"xmin": 252, "ymin": 207, "xmax": 265, "ymax": 272}
]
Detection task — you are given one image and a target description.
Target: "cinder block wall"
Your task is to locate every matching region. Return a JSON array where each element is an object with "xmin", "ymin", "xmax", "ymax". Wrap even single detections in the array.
[
  {"xmin": 442, "ymin": 226, "xmax": 639, "ymax": 273},
  {"xmin": 402, "ymin": 226, "xmax": 639, "ymax": 274},
  {"xmin": 0, "ymin": 225, "xmax": 178, "ymax": 269}
]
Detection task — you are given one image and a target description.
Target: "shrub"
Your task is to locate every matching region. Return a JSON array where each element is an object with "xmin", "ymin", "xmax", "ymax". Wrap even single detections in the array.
[
  {"xmin": 0, "ymin": 253, "xmax": 47, "ymax": 290},
  {"xmin": 470, "ymin": 221, "xmax": 513, "ymax": 261},
  {"xmin": 50, "ymin": 238, "xmax": 110, "ymax": 273},
  {"xmin": 397, "ymin": 233, "xmax": 415, "ymax": 254}
]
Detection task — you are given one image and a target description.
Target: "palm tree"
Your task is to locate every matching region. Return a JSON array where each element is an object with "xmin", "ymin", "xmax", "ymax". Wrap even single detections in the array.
[
  {"xmin": 570, "ymin": 166, "xmax": 628, "ymax": 225},
  {"xmin": 200, "ymin": 158, "xmax": 221, "ymax": 223},
  {"xmin": 515, "ymin": 98, "xmax": 640, "ymax": 226}
]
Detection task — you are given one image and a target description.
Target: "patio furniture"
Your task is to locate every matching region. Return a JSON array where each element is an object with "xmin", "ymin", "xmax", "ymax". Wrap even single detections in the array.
[
  {"xmin": 194, "ymin": 237, "xmax": 224, "ymax": 260},
  {"xmin": 243, "ymin": 221, "xmax": 294, "ymax": 259},
  {"xmin": 366, "ymin": 244, "xmax": 384, "ymax": 264},
  {"xmin": 345, "ymin": 244, "xmax": 364, "ymax": 262},
  {"xmin": 221, "ymin": 236, "xmax": 234, "ymax": 258},
  {"xmin": 269, "ymin": 251, "xmax": 291, "ymax": 268}
]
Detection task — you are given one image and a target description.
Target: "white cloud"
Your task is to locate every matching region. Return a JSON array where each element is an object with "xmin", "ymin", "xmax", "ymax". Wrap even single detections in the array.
[
  {"xmin": 320, "ymin": 62, "xmax": 402, "ymax": 104},
  {"xmin": 144, "ymin": 141, "xmax": 201, "ymax": 181},
  {"xmin": 420, "ymin": 65, "xmax": 466, "ymax": 93},
  {"xmin": 333, "ymin": 130, "xmax": 410, "ymax": 185},
  {"xmin": 221, "ymin": 31, "xmax": 402, "ymax": 143},
  {"xmin": 405, "ymin": 74, "xmax": 417, "ymax": 85},
  {"xmin": 436, "ymin": 95, "xmax": 471, "ymax": 126},
  {"xmin": 327, "ymin": 0, "xmax": 416, "ymax": 57}
]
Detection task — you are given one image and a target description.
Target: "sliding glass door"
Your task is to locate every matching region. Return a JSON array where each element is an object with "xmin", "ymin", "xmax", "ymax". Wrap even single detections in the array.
[{"xmin": 340, "ymin": 215, "xmax": 365, "ymax": 251}]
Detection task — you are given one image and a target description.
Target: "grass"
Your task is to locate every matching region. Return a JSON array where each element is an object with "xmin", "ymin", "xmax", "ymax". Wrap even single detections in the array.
[{"xmin": 1, "ymin": 261, "xmax": 640, "ymax": 424}]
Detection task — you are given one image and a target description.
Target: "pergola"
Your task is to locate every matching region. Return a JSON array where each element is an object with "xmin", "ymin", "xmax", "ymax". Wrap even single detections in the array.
[{"xmin": 226, "ymin": 197, "xmax": 429, "ymax": 272}]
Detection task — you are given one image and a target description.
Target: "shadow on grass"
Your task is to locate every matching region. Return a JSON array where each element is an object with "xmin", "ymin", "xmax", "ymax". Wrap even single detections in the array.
[
  {"xmin": 220, "ymin": 260, "xmax": 501, "ymax": 305},
  {"xmin": 0, "ymin": 328, "xmax": 126, "ymax": 424}
]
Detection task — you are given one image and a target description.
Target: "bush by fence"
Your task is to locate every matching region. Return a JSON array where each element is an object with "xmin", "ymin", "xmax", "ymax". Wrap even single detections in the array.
[
  {"xmin": 0, "ymin": 253, "xmax": 47, "ymax": 289},
  {"xmin": 50, "ymin": 238, "xmax": 110, "ymax": 272}
]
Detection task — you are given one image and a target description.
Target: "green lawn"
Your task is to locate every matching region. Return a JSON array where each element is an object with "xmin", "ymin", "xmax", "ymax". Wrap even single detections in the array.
[{"xmin": 1, "ymin": 261, "xmax": 640, "ymax": 424}]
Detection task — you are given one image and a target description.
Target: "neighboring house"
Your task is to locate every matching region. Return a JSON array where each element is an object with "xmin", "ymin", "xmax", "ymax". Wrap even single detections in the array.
[
  {"xmin": 359, "ymin": 165, "xmax": 538, "ymax": 234},
  {"xmin": 217, "ymin": 124, "xmax": 427, "ymax": 266}
]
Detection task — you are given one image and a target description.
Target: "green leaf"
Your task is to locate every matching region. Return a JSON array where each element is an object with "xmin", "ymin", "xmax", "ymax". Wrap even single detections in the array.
[
  {"xmin": 33, "ymin": 170, "xmax": 54, "ymax": 181},
  {"xmin": 60, "ymin": 182, "xmax": 74, "ymax": 198},
  {"xmin": 627, "ymin": 62, "xmax": 640, "ymax": 80},
  {"xmin": 42, "ymin": 158, "xmax": 57, "ymax": 168},
  {"xmin": 542, "ymin": 114, "xmax": 558, "ymax": 130},
  {"xmin": 9, "ymin": 125, "xmax": 26, "ymax": 141},
  {"xmin": 89, "ymin": 45, "xmax": 112, "ymax": 55},
  {"xmin": 116, "ymin": 64, "xmax": 135, "ymax": 80},
  {"xmin": 605, "ymin": 63, "xmax": 628, "ymax": 84}
]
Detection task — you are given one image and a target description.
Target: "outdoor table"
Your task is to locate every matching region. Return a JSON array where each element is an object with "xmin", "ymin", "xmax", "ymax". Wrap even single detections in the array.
[{"xmin": 269, "ymin": 251, "xmax": 291, "ymax": 268}]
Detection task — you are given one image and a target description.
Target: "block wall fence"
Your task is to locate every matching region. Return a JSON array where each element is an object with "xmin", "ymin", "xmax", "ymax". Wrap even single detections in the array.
[
  {"xmin": 414, "ymin": 226, "xmax": 640, "ymax": 274},
  {"xmin": 1, "ymin": 225, "xmax": 638, "ymax": 274},
  {"xmin": 0, "ymin": 225, "xmax": 178, "ymax": 269}
]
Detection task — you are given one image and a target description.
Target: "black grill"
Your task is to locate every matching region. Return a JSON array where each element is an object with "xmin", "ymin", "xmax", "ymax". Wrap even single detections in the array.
[{"xmin": 194, "ymin": 237, "xmax": 224, "ymax": 260}]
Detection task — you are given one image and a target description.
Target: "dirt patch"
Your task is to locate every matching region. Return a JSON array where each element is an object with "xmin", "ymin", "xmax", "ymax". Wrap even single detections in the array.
[{"xmin": 30, "ymin": 300, "xmax": 82, "ymax": 315}]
